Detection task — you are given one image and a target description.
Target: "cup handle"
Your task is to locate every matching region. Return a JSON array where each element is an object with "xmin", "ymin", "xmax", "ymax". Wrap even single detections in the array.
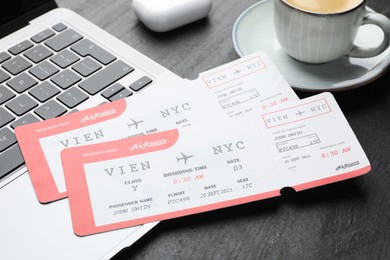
[{"xmin": 348, "ymin": 9, "xmax": 390, "ymax": 58}]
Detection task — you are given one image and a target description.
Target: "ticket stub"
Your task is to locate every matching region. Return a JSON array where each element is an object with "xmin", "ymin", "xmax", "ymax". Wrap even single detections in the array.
[
  {"xmin": 194, "ymin": 52, "xmax": 297, "ymax": 118},
  {"xmin": 62, "ymin": 93, "xmax": 370, "ymax": 236},
  {"xmin": 258, "ymin": 93, "xmax": 371, "ymax": 189},
  {"xmin": 15, "ymin": 51, "xmax": 298, "ymax": 203}
]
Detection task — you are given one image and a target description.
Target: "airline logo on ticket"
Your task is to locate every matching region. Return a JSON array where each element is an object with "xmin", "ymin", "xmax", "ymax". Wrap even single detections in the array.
[{"xmin": 62, "ymin": 93, "xmax": 370, "ymax": 236}]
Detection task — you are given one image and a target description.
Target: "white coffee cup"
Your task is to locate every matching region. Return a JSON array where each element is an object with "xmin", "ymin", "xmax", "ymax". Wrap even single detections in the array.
[{"xmin": 274, "ymin": 0, "xmax": 390, "ymax": 64}]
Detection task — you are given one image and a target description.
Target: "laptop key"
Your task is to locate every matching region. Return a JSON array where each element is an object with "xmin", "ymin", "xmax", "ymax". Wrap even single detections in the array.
[
  {"xmin": 0, "ymin": 107, "xmax": 15, "ymax": 128},
  {"xmin": 72, "ymin": 57, "xmax": 102, "ymax": 77},
  {"xmin": 11, "ymin": 113, "xmax": 40, "ymax": 129},
  {"xmin": 57, "ymin": 87, "xmax": 89, "ymax": 108},
  {"xmin": 0, "ymin": 52, "xmax": 11, "ymax": 64},
  {"xmin": 31, "ymin": 28, "xmax": 55, "ymax": 43},
  {"xmin": 52, "ymin": 22, "xmax": 67, "ymax": 32},
  {"xmin": 109, "ymin": 88, "xmax": 133, "ymax": 102},
  {"xmin": 0, "ymin": 85, "xmax": 16, "ymax": 105},
  {"xmin": 8, "ymin": 40, "xmax": 34, "ymax": 55},
  {"xmin": 2, "ymin": 56, "xmax": 32, "ymax": 75},
  {"xmin": 7, "ymin": 73, "xmax": 38, "ymax": 93},
  {"xmin": 29, "ymin": 82, "xmax": 60, "ymax": 102},
  {"xmin": 35, "ymin": 100, "xmax": 67, "ymax": 120},
  {"xmin": 6, "ymin": 94, "xmax": 38, "ymax": 116},
  {"xmin": 71, "ymin": 39, "xmax": 116, "ymax": 65},
  {"xmin": 129, "ymin": 76, "xmax": 153, "ymax": 91},
  {"xmin": 29, "ymin": 61, "xmax": 59, "ymax": 80},
  {"xmin": 24, "ymin": 45, "xmax": 53, "ymax": 63},
  {"xmin": 101, "ymin": 83, "xmax": 125, "ymax": 99},
  {"xmin": 51, "ymin": 69, "xmax": 81, "ymax": 89},
  {"xmin": 50, "ymin": 49, "xmax": 80, "ymax": 68},
  {"xmin": 0, "ymin": 127, "xmax": 17, "ymax": 152},
  {"xmin": 79, "ymin": 60, "xmax": 133, "ymax": 95},
  {"xmin": 0, "ymin": 68, "xmax": 10, "ymax": 83},
  {"xmin": 0, "ymin": 144, "xmax": 24, "ymax": 180},
  {"xmin": 45, "ymin": 29, "xmax": 83, "ymax": 52}
]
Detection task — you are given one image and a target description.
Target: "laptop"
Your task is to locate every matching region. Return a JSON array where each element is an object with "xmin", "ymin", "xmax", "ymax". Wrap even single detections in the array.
[{"xmin": 0, "ymin": 1, "xmax": 182, "ymax": 259}]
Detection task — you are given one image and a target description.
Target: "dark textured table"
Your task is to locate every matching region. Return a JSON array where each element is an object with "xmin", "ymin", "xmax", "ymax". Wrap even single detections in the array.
[{"xmin": 56, "ymin": 0, "xmax": 390, "ymax": 259}]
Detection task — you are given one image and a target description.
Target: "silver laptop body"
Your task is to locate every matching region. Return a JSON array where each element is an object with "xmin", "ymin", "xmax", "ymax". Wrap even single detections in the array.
[{"xmin": 0, "ymin": 2, "xmax": 180, "ymax": 259}]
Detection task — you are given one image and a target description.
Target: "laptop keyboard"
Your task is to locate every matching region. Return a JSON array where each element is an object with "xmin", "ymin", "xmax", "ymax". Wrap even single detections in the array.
[{"xmin": 0, "ymin": 23, "xmax": 153, "ymax": 180}]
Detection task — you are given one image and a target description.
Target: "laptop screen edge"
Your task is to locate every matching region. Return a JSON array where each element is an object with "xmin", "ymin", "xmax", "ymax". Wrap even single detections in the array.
[{"xmin": 0, "ymin": 0, "xmax": 58, "ymax": 39}]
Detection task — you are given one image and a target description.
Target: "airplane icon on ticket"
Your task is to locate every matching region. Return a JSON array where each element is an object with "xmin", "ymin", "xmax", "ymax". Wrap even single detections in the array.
[
  {"xmin": 176, "ymin": 152, "xmax": 194, "ymax": 164},
  {"xmin": 127, "ymin": 118, "xmax": 144, "ymax": 129},
  {"xmin": 296, "ymin": 110, "xmax": 304, "ymax": 117}
]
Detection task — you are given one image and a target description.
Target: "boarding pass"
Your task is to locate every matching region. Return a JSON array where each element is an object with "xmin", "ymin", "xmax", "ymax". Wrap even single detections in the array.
[
  {"xmin": 15, "ymin": 51, "xmax": 298, "ymax": 203},
  {"xmin": 62, "ymin": 93, "xmax": 370, "ymax": 236}
]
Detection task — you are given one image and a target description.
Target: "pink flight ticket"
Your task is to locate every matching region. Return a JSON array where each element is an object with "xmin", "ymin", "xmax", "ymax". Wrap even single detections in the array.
[
  {"xmin": 61, "ymin": 93, "xmax": 370, "ymax": 236},
  {"xmin": 15, "ymin": 51, "xmax": 298, "ymax": 203}
]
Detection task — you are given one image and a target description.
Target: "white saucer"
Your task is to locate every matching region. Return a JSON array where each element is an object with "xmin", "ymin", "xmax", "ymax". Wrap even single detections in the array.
[{"xmin": 232, "ymin": 0, "xmax": 390, "ymax": 91}]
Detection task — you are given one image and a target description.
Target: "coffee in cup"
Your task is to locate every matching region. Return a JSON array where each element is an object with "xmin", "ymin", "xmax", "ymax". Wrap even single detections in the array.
[
  {"xmin": 274, "ymin": 0, "xmax": 390, "ymax": 64},
  {"xmin": 282, "ymin": 0, "xmax": 364, "ymax": 14}
]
